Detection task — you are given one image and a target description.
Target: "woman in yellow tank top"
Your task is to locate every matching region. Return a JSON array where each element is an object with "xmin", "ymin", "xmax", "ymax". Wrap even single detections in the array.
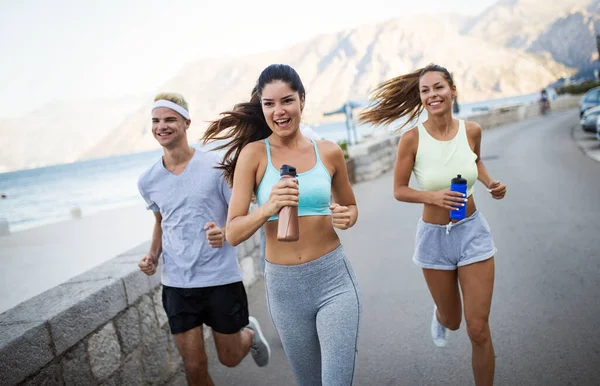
[{"xmin": 360, "ymin": 64, "xmax": 506, "ymax": 386}]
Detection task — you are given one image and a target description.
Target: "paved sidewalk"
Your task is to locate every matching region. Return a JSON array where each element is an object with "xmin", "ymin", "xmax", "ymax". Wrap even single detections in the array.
[
  {"xmin": 572, "ymin": 123, "xmax": 600, "ymax": 163},
  {"xmin": 202, "ymin": 109, "xmax": 600, "ymax": 385}
]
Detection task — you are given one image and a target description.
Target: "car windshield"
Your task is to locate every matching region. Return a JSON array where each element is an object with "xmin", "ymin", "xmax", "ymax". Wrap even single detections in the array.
[{"xmin": 584, "ymin": 90, "xmax": 599, "ymax": 103}]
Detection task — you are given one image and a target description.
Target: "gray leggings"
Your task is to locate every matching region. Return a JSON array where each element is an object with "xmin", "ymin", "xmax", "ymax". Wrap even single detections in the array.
[{"xmin": 265, "ymin": 245, "xmax": 362, "ymax": 386}]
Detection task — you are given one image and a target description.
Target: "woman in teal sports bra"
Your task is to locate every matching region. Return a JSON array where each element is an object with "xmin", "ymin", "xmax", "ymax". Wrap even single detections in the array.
[
  {"xmin": 203, "ymin": 64, "xmax": 362, "ymax": 386},
  {"xmin": 360, "ymin": 64, "xmax": 507, "ymax": 386}
]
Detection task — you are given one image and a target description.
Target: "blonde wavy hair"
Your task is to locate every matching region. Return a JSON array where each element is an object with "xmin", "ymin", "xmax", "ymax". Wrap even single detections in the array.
[{"xmin": 358, "ymin": 64, "xmax": 455, "ymax": 130}]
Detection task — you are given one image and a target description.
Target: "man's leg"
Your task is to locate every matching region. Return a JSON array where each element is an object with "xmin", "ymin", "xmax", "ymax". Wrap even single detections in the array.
[
  {"xmin": 212, "ymin": 328, "xmax": 253, "ymax": 367},
  {"xmin": 162, "ymin": 286, "xmax": 215, "ymax": 385},
  {"xmin": 207, "ymin": 282, "xmax": 270, "ymax": 367},
  {"xmin": 172, "ymin": 325, "xmax": 214, "ymax": 386}
]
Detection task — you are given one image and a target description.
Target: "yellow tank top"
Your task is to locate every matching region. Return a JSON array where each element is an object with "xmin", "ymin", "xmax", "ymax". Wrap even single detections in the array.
[{"xmin": 413, "ymin": 120, "xmax": 478, "ymax": 197}]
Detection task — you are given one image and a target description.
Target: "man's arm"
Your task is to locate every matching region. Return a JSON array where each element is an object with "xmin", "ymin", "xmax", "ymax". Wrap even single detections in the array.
[
  {"xmin": 148, "ymin": 211, "xmax": 163, "ymax": 259},
  {"xmin": 139, "ymin": 211, "xmax": 162, "ymax": 275}
]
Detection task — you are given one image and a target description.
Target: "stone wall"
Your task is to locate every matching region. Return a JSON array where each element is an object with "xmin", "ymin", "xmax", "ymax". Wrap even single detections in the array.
[
  {"xmin": 348, "ymin": 134, "xmax": 402, "ymax": 183},
  {"xmin": 348, "ymin": 94, "xmax": 581, "ymax": 183},
  {"xmin": 0, "ymin": 231, "xmax": 262, "ymax": 386},
  {"xmin": 473, "ymin": 94, "xmax": 581, "ymax": 130}
]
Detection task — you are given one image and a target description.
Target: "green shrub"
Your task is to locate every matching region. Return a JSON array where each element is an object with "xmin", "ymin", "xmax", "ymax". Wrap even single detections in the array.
[
  {"xmin": 557, "ymin": 80, "xmax": 600, "ymax": 95},
  {"xmin": 337, "ymin": 139, "xmax": 349, "ymax": 159}
]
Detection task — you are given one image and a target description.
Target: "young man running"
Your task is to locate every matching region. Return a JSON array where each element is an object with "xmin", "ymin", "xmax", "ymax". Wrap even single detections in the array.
[{"xmin": 138, "ymin": 92, "xmax": 270, "ymax": 386}]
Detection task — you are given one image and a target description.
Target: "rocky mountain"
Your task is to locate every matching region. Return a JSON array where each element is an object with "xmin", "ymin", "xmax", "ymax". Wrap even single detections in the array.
[
  {"xmin": 528, "ymin": 6, "xmax": 600, "ymax": 69},
  {"xmin": 0, "ymin": 97, "xmax": 142, "ymax": 173},
  {"xmin": 5, "ymin": 0, "xmax": 596, "ymax": 172},
  {"xmin": 463, "ymin": 0, "xmax": 600, "ymax": 69},
  {"xmin": 84, "ymin": 15, "xmax": 568, "ymax": 160}
]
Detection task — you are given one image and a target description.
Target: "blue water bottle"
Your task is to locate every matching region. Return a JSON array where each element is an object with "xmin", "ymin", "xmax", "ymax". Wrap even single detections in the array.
[{"xmin": 450, "ymin": 174, "xmax": 467, "ymax": 220}]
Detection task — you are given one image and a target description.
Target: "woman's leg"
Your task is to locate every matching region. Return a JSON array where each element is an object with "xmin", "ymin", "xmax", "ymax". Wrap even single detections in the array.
[
  {"xmin": 422, "ymin": 269, "xmax": 463, "ymax": 331},
  {"xmin": 265, "ymin": 274, "xmax": 322, "ymax": 386},
  {"xmin": 316, "ymin": 259, "xmax": 361, "ymax": 385},
  {"xmin": 458, "ymin": 257, "xmax": 495, "ymax": 386}
]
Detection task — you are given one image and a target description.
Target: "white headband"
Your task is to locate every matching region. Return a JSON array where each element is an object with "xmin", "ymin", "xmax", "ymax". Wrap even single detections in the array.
[{"xmin": 152, "ymin": 100, "xmax": 190, "ymax": 120}]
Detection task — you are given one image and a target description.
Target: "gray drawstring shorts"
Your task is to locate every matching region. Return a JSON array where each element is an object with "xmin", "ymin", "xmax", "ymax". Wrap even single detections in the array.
[{"xmin": 413, "ymin": 210, "xmax": 497, "ymax": 270}]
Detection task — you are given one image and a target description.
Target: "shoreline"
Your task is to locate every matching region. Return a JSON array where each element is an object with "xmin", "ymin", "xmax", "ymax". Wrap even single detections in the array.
[
  {"xmin": 5, "ymin": 200, "xmax": 145, "ymax": 234},
  {"xmin": 0, "ymin": 204, "xmax": 154, "ymax": 314}
]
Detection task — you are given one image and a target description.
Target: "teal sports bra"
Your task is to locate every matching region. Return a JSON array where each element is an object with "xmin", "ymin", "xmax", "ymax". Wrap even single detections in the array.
[{"xmin": 256, "ymin": 138, "xmax": 332, "ymax": 221}]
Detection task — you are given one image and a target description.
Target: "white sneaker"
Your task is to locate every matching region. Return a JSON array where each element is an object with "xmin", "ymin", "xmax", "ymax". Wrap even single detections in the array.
[
  {"xmin": 247, "ymin": 316, "xmax": 271, "ymax": 367},
  {"xmin": 431, "ymin": 305, "xmax": 448, "ymax": 348}
]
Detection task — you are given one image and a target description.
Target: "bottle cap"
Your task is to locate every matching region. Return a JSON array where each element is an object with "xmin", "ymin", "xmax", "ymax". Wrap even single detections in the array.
[
  {"xmin": 451, "ymin": 174, "xmax": 467, "ymax": 184},
  {"xmin": 280, "ymin": 164, "xmax": 297, "ymax": 177}
]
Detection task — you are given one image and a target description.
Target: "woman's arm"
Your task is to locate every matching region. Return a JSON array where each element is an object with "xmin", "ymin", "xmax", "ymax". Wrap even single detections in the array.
[
  {"xmin": 225, "ymin": 143, "xmax": 300, "ymax": 246},
  {"xmin": 324, "ymin": 141, "xmax": 358, "ymax": 229},
  {"xmin": 468, "ymin": 121, "xmax": 506, "ymax": 199},
  {"xmin": 469, "ymin": 122, "xmax": 493, "ymax": 187},
  {"xmin": 393, "ymin": 128, "xmax": 432, "ymax": 203},
  {"xmin": 225, "ymin": 144, "xmax": 270, "ymax": 246}
]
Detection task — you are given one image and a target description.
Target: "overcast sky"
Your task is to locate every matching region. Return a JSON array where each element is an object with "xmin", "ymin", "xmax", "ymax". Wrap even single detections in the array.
[{"xmin": 0, "ymin": 0, "xmax": 496, "ymax": 118}]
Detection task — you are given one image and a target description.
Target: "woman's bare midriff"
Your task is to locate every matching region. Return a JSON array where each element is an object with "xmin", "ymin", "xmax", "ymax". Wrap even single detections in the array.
[
  {"xmin": 422, "ymin": 196, "xmax": 477, "ymax": 225},
  {"xmin": 263, "ymin": 215, "xmax": 341, "ymax": 265}
]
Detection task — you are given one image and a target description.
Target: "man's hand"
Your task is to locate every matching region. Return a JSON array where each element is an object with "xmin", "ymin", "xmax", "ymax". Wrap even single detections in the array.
[
  {"xmin": 205, "ymin": 222, "xmax": 225, "ymax": 248},
  {"xmin": 138, "ymin": 254, "xmax": 159, "ymax": 276}
]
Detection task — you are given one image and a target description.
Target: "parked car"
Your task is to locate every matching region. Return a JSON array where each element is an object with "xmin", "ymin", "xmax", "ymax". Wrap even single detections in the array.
[
  {"xmin": 596, "ymin": 115, "xmax": 600, "ymax": 141},
  {"xmin": 579, "ymin": 86, "xmax": 600, "ymax": 117},
  {"xmin": 580, "ymin": 105, "xmax": 600, "ymax": 133}
]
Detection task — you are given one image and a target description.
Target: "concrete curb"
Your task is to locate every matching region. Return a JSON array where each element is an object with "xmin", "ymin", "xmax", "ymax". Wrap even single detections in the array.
[{"xmin": 571, "ymin": 124, "xmax": 600, "ymax": 164}]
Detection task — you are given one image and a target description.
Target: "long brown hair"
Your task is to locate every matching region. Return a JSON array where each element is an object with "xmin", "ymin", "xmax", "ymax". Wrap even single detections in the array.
[
  {"xmin": 358, "ymin": 64, "xmax": 454, "ymax": 129},
  {"xmin": 202, "ymin": 64, "xmax": 306, "ymax": 185}
]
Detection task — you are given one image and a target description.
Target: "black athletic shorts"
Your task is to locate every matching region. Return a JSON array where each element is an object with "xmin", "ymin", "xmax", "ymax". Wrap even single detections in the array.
[{"xmin": 162, "ymin": 281, "xmax": 249, "ymax": 334}]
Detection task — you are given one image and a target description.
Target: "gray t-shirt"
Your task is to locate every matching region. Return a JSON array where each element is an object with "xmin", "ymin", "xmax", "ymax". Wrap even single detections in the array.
[{"xmin": 137, "ymin": 149, "xmax": 242, "ymax": 288}]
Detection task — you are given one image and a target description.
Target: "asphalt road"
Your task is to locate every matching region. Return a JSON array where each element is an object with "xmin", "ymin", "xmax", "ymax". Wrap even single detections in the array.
[{"xmin": 199, "ymin": 109, "xmax": 600, "ymax": 386}]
